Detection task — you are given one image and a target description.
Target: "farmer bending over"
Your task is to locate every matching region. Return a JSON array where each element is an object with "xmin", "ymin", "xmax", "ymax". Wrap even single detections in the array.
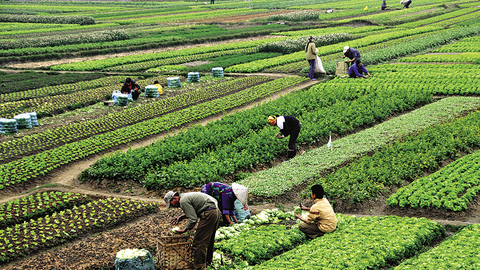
[
  {"xmin": 165, "ymin": 191, "xmax": 220, "ymax": 270},
  {"xmin": 348, "ymin": 59, "xmax": 372, "ymax": 79}
]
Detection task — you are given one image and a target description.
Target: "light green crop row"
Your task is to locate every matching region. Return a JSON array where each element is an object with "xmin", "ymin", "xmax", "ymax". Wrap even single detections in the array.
[
  {"xmin": 226, "ymin": 26, "xmax": 442, "ymax": 73},
  {"xmin": 399, "ymin": 52, "xmax": 480, "ymax": 62},
  {"xmin": 240, "ymin": 93, "xmax": 480, "ymax": 197},
  {"xmin": 252, "ymin": 215, "xmax": 444, "ymax": 269},
  {"xmin": 394, "ymin": 224, "xmax": 480, "ymax": 269},
  {"xmin": 50, "ymin": 37, "xmax": 284, "ymax": 71}
]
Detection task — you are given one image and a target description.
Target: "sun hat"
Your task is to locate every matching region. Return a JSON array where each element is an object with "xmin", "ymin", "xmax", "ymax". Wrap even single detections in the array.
[
  {"xmin": 164, "ymin": 191, "xmax": 176, "ymax": 209},
  {"xmin": 232, "ymin": 183, "xmax": 249, "ymax": 207},
  {"xmin": 343, "ymin": 46, "xmax": 350, "ymax": 53},
  {"xmin": 268, "ymin": 115, "xmax": 277, "ymax": 126}
]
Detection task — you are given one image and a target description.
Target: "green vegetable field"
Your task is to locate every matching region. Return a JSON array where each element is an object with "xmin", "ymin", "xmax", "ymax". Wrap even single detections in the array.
[{"xmin": 0, "ymin": 0, "xmax": 479, "ymax": 268}]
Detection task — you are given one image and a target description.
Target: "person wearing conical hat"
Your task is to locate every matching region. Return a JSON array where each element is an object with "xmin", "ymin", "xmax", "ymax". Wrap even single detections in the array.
[{"xmin": 268, "ymin": 115, "xmax": 302, "ymax": 160}]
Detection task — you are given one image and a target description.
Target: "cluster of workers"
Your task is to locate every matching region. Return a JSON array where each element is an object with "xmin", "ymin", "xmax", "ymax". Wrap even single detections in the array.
[
  {"xmin": 163, "ymin": 112, "xmax": 337, "ymax": 269},
  {"xmin": 306, "ymin": 38, "xmax": 372, "ymax": 80},
  {"xmin": 120, "ymin": 78, "xmax": 163, "ymax": 100},
  {"xmin": 164, "ymin": 181, "xmax": 336, "ymax": 270}
]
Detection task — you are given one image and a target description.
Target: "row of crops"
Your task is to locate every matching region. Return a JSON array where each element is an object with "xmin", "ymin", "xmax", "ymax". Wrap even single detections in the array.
[
  {"xmin": 2, "ymin": 195, "xmax": 479, "ymax": 270},
  {"xmin": 0, "ymin": 76, "xmax": 307, "ymax": 191},
  {"xmin": 213, "ymin": 210, "xmax": 480, "ymax": 270},
  {"xmin": 1, "ymin": 0, "xmax": 480, "ymax": 268},
  {"xmin": 0, "ymin": 191, "xmax": 157, "ymax": 264}
]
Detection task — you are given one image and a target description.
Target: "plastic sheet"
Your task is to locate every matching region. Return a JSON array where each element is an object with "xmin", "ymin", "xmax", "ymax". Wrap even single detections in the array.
[
  {"xmin": 187, "ymin": 72, "xmax": 200, "ymax": 82},
  {"xmin": 115, "ymin": 94, "xmax": 129, "ymax": 106},
  {"xmin": 212, "ymin": 67, "xmax": 224, "ymax": 78},
  {"xmin": 14, "ymin": 114, "xmax": 32, "ymax": 129},
  {"xmin": 144, "ymin": 85, "xmax": 160, "ymax": 98},
  {"xmin": 167, "ymin": 77, "xmax": 181, "ymax": 88},
  {"xmin": 0, "ymin": 118, "xmax": 17, "ymax": 134},
  {"xmin": 27, "ymin": 112, "xmax": 39, "ymax": 127},
  {"xmin": 114, "ymin": 249, "xmax": 155, "ymax": 270}
]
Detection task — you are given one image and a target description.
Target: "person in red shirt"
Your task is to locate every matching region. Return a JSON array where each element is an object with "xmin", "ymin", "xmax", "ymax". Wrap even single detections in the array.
[{"xmin": 121, "ymin": 78, "xmax": 141, "ymax": 100}]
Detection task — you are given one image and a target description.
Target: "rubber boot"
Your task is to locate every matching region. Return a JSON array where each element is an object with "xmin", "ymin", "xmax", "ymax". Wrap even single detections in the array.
[{"xmin": 287, "ymin": 149, "xmax": 296, "ymax": 160}]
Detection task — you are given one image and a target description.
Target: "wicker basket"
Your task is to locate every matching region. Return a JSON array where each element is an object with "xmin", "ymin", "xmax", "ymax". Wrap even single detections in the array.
[{"xmin": 155, "ymin": 235, "xmax": 194, "ymax": 270}]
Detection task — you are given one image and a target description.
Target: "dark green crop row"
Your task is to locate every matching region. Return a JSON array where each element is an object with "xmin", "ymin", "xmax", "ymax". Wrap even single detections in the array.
[
  {"xmin": 0, "ymin": 14, "xmax": 94, "ymax": 25},
  {"xmin": 105, "ymin": 47, "xmax": 259, "ymax": 72},
  {"xmin": 0, "ymin": 76, "xmax": 169, "ymax": 119},
  {"xmin": 0, "ymin": 76, "xmax": 307, "ymax": 191},
  {"xmin": 0, "ymin": 76, "xmax": 271, "ymax": 164},
  {"xmin": 0, "ymin": 191, "xmax": 93, "ymax": 229},
  {"xmin": 0, "ymin": 197, "xmax": 157, "ymax": 264},
  {"xmin": 388, "ymin": 138, "xmax": 480, "ymax": 211},
  {"xmin": 0, "ymin": 71, "xmax": 108, "ymax": 96},
  {"xmin": 0, "ymin": 75, "xmax": 123, "ymax": 103}
]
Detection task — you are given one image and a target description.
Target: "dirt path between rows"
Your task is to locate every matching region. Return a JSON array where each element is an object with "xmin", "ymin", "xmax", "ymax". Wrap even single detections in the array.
[
  {"xmin": 5, "ymin": 35, "xmax": 281, "ymax": 69},
  {"xmin": 0, "ymin": 76, "xmax": 320, "ymax": 205}
]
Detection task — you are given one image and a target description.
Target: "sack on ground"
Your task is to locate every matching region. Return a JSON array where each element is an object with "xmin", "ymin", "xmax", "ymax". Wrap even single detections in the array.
[{"xmin": 314, "ymin": 56, "xmax": 326, "ymax": 74}]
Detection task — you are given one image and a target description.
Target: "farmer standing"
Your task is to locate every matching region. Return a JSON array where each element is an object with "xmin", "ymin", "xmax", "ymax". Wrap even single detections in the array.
[
  {"xmin": 305, "ymin": 36, "xmax": 317, "ymax": 81},
  {"xmin": 165, "ymin": 191, "xmax": 220, "ymax": 270},
  {"xmin": 268, "ymin": 115, "xmax": 302, "ymax": 160},
  {"xmin": 342, "ymin": 46, "xmax": 361, "ymax": 66},
  {"xmin": 294, "ymin": 184, "xmax": 337, "ymax": 239}
]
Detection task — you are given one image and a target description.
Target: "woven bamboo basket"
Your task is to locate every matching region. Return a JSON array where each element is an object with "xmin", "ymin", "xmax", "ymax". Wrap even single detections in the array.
[{"xmin": 155, "ymin": 235, "xmax": 194, "ymax": 269}]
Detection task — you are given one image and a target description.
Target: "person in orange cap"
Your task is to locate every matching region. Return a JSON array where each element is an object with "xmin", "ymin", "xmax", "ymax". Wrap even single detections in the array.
[{"xmin": 268, "ymin": 115, "xmax": 302, "ymax": 160}]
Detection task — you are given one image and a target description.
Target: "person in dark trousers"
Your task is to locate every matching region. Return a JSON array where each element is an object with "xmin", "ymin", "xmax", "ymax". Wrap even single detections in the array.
[
  {"xmin": 305, "ymin": 36, "xmax": 317, "ymax": 81},
  {"xmin": 165, "ymin": 191, "xmax": 220, "ymax": 270},
  {"xmin": 294, "ymin": 184, "xmax": 337, "ymax": 239},
  {"xmin": 201, "ymin": 182, "xmax": 239, "ymax": 225},
  {"xmin": 348, "ymin": 59, "xmax": 372, "ymax": 79},
  {"xmin": 210, "ymin": 0, "xmax": 214, "ymax": 4},
  {"xmin": 268, "ymin": 115, "xmax": 302, "ymax": 160},
  {"xmin": 401, "ymin": 0, "xmax": 411, "ymax": 8},
  {"xmin": 342, "ymin": 46, "xmax": 361, "ymax": 66},
  {"xmin": 381, "ymin": 0, "xmax": 387, "ymax": 10},
  {"xmin": 121, "ymin": 77, "xmax": 141, "ymax": 100}
]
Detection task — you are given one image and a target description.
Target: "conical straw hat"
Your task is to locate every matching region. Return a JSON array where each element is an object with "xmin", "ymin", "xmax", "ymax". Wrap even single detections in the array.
[{"xmin": 232, "ymin": 183, "xmax": 248, "ymax": 206}]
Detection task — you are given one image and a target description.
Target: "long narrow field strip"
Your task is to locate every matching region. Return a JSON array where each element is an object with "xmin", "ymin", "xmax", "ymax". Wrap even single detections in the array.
[
  {"xmin": 329, "ymin": 4, "xmax": 445, "ymax": 26},
  {"xmin": 398, "ymin": 7, "xmax": 480, "ymax": 28},
  {"xmin": 0, "ymin": 76, "xmax": 272, "ymax": 163},
  {"xmin": 0, "ymin": 76, "xmax": 124, "ymax": 103},
  {"xmin": 265, "ymin": 29, "xmax": 444, "ymax": 74},
  {"xmin": 0, "ymin": 191, "xmax": 93, "ymax": 229},
  {"xmin": 0, "ymin": 76, "xmax": 171, "ymax": 118},
  {"xmin": 394, "ymin": 224, "xmax": 480, "ymax": 269},
  {"xmin": 105, "ymin": 47, "xmax": 258, "ymax": 72},
  {"xmin": 240, "ymin": 95, "xmax": 480, "ymax": 198},
  {"xmin": 251, "ymin": 215, "xmax": 444, "ymax": 269},
  {"xmin": 0, "ymin": 197, "xmax": 157, "ymax": 264},
  {"xmin": 398, "ymin": 52, "xmax": 480, "ymax": 63},
  {"xmin": 49, "ymin": 37, "xmax": 284, "ymax": 71},
  {"xmin": 225, "ymin": 26, "xmax": 457, "ymax": 73},
  {"xmin": 109, "ymin": 8, "xmax": 270, "ymax": 24},
  {"xmin": 388, "ymin": 149, "xmax": 480, "ymax": 211},
  {"xmin": 0, "ymin": 76, "xmax": 307, "ymax": 191},
  {"xmin": 433, "ymin": 36, "xmax": 480, "ymax": 52}
]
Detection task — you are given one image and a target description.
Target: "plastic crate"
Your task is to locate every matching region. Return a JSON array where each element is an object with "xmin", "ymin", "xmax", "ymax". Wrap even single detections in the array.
[{"xmin": 155, "ymin": 235, "xmax": 194, "ymax": 270}]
